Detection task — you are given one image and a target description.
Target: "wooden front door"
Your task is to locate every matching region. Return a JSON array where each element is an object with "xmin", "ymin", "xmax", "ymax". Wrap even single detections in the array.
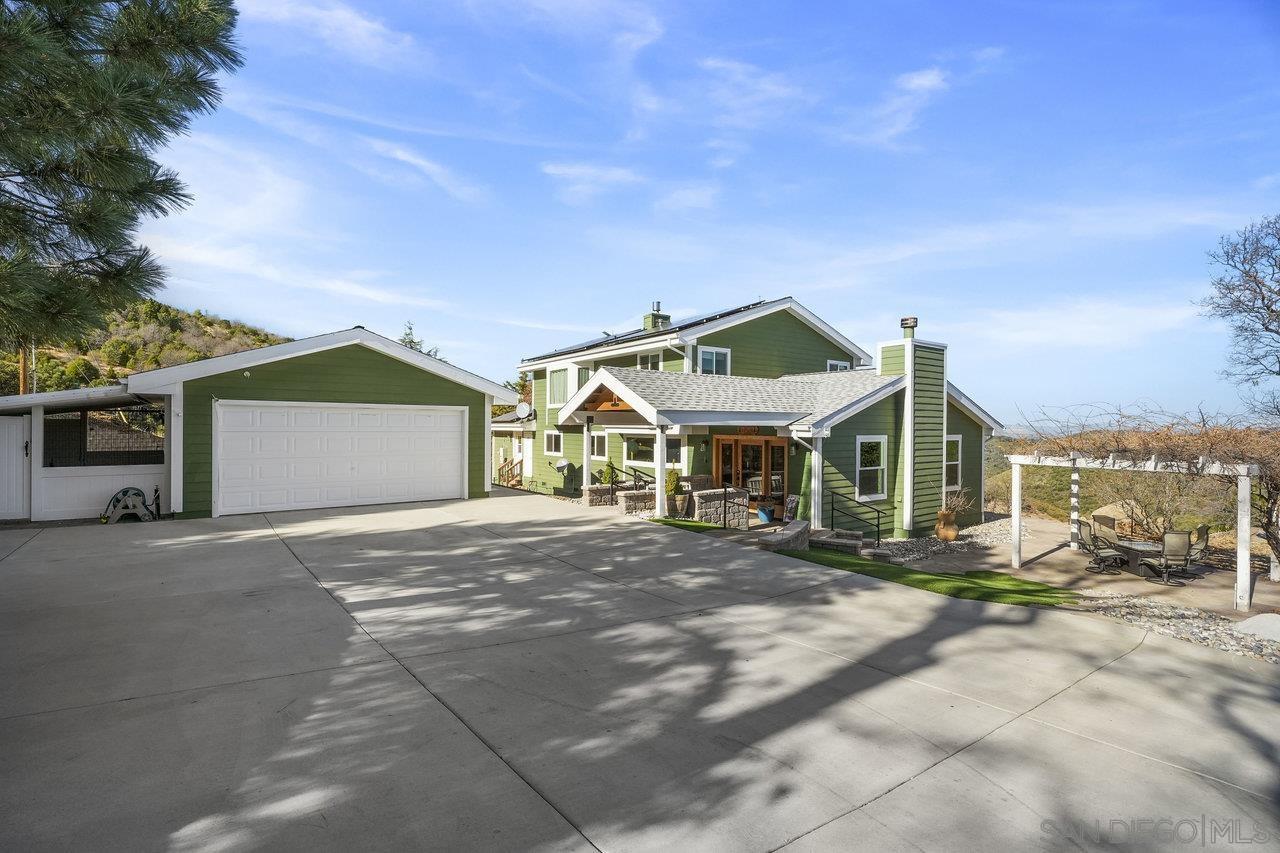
[{"xmin": 712, "ymin": 436, "xmax": 789, "ymax": 511}]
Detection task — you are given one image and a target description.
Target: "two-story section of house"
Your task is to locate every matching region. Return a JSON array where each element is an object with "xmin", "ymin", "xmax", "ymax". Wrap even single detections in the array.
[{"xmin": 493, "ymin": 297, "xmax": 1001, "ymax": 539}]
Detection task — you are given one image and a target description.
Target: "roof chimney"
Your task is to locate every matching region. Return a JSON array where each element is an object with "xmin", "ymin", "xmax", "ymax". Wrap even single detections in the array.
[
  {"xmin": 900, "ymin": 316, "xmax": 917, "ymax": 339},
  {"xmin": 643, "ymin": 301, "xmax": 671, "ymax": 330}
]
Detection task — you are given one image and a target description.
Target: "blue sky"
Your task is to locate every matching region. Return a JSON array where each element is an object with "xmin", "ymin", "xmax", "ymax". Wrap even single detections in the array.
[{"xmin": 142, "ymin": 0, "xmax": 1280, "ymax": 425}]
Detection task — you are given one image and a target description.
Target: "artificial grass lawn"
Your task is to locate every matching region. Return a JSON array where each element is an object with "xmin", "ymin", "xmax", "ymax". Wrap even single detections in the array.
[
  {"xmin": 777, "ymin": 549, "xmax": 1079, "ymax": 607},
  {"xmin": 649, "ymin": 518, "xmax": 725, "ymax": 534}
]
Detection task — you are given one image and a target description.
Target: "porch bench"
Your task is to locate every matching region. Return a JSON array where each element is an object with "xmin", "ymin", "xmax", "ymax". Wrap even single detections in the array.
[{"xmin": 759, "ymin": 520, "xmax": 810, "ymax": 552}]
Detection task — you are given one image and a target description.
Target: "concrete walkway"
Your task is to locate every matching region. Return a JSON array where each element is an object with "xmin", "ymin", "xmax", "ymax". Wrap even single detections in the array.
[{"xmin": 1, "ymin": 490, "xmax": 1276, "ymax": 851}]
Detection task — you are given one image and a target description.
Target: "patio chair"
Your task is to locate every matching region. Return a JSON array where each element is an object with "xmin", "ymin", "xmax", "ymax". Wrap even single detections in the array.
[
  {"xmin": 1188, "ymin": 524, "xmax": 1210, "ymax": 563},
  {"xmin": 1078, "ymin": 520, "xmax": 1125, "ymax": 575},
  {"xmin": 1140, "ymin": 531, "xmax": 1192, "ymax": 586},
  {"xmin": 1092, "ymin": 514, "xmax": 1117, "ymax": 530}
]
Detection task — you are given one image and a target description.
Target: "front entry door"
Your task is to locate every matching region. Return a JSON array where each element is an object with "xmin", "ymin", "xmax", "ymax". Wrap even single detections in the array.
[
  {"xmin": 0, "ymin": 416, "xmax": 30, "ymax": 520},
  {"xmin": 712, "ymin": 436, "xmax": 788, "ymax": 512}
]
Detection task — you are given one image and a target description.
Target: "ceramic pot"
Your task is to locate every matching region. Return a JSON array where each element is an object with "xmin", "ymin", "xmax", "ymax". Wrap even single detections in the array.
[{"xmin": 935, "ymin": 509, "xmax": 959, "ymax": 542}]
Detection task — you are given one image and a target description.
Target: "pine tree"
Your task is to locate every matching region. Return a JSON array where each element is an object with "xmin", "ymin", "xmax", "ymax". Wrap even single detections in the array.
[{"xmin": 0, "ymin": 1, "xmax": 242, "ymax": 391}]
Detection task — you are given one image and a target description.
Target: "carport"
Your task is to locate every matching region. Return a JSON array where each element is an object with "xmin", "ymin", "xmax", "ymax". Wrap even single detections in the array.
[{"xmin": 0, "ymin": 328, "xmax": 516, "ymax": 521}]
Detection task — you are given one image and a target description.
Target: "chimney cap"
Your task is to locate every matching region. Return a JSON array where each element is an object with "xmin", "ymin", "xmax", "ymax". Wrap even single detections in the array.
[
  {"xmin": 899, "ymin": 317, "xmax": 918, "ymax": 329},
  {"xmin": 652, "ymin": 300, "xmax": 662, "ymax": 312}
]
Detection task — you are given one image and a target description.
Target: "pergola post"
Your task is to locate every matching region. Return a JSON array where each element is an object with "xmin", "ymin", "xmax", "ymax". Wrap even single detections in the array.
[
  {"xmin": 1069, "ymin": 461, "xmax": 1080, "ymax": 550},
  {"xmin": 1236, "ymin": 474, "xmax": 1252, "ymax": 611},
  {"xmin": 1011, "ymin": 462, "xmax": 1022, "ymax": 569},
  {"xmin": 654, "ymin": 426, "xmax": 668, "ymax": 518}
]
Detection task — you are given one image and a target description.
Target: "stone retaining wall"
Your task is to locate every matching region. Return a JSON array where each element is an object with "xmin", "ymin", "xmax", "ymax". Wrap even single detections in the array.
[
  {"xmin": 582, "ymin": 484, "xmax": 617, "ymax": 507},
  {"xmin": 617, "ymin": 489, "xmax": 656, "ymax": 516},
  {"xmin": 692, "ymin": 487, "xmax": 749, "ymax": 529}
]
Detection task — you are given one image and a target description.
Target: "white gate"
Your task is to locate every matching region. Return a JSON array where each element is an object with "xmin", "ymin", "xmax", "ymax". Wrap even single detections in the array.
[{"xmin": 0, "ymin": 416, "xmax": 30, "ymax": 520}]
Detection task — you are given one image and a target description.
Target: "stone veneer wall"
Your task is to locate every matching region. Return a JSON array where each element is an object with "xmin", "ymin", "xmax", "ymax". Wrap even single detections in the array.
[{"xmin": 692, "ymin": 487, "xmax": 749, "ymax": 530}]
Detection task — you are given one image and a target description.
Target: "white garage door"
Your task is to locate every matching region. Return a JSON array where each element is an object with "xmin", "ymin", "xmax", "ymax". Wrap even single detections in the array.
[{"xmin": 214, "ymin": 401, "xmax": 466, "ymax": 516}]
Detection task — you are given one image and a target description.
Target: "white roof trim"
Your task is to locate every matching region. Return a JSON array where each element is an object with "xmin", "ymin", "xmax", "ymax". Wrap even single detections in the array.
[
  {"xmin": 660, "ymin": 410, "xmax": 805, "ymax": 427},
  {"xmin": 556, "ymin": 370, "xmax": 662, "ymax": 426},
  {"xmin": 947, "ymin": 382, "xmax": 1003, "ymax": 431},
  {"xmin": 0, "ymin": 384, "xmax": 141, "ymax": 414},
  {"xmin": 125, "ymin": 327, "xmax": 517, "ymax": 403},
  {"xmin": 806, "ymin": 376, "xmax": 906, "ymax": 433},
  {"xmin": 677, "ymin": 298, "xmax": 872, "ymax": 364},
  {"xmin": 519, "ymin": 335, "xmax": 679, "ymax": 372}
]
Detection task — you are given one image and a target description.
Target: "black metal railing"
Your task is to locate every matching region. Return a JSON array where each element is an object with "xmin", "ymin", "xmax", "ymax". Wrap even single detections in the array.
[{"xmin": 826, "ymin": 487, "xmax": 886, "ymax": 546}]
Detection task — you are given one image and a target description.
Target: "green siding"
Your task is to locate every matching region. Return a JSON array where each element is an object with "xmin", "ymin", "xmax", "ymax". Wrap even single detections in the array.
[
  {"xmin": 823, "ymin": 392, "xmax": 904, "ymax": 537},
  {"xmin": 910, "ymin": 344, "xmax": 946, "ymax": 535},
  {"xmin": 879, "ymin": 344, "xmax": 906, "ymax": 376},
  {"xmin": 181, "ymin": 345, "xmax": 488, "ymax": 518},
  {"xmin": 698, "ymin": 311, "xmax": 860, "ymax": 378},
  {"xmin": 593, "ymin": 347, "xmax": 684, "ymax": 371},
  {"xmin": 946, "ymin": 402, "xmax": 985, "ymax": 527}
]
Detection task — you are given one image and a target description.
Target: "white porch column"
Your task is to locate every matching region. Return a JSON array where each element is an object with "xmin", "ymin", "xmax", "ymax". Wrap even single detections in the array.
[
  {"xmin": 810, "ymin": 436, "xmax": 824, "ymax": 529},
  {"xmin": 168, "ymin": 384, "xmax": 183, "ymax": 514},
  {"xmin": 654, "ymin": 426, "xmax": 667, "ymax": 517},
  {"xmin": 1236, "ymin": 474, "xmax": 1252, "ymax": 611},
  {"xmin": 1011, "ymin": 462, "xmax": 1023, "ymax": 569},
  {"xmin": 581, "ymin": 418, "xmax": 593, "ymax": 504},
  {"xmin": 1069, "ymin": 462, "xmax": 1080, "ymax": 550}
]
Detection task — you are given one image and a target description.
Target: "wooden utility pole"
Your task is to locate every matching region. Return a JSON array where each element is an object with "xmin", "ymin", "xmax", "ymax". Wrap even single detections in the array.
[{"xmin": 17, "ymin": 342, "xmax": 29, "ymax": 395}]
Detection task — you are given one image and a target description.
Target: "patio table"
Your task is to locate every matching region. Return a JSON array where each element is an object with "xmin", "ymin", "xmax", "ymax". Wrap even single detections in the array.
[{"xmin": 1113, "ymin": 538, "xmax": 1162, "ymax": 577}]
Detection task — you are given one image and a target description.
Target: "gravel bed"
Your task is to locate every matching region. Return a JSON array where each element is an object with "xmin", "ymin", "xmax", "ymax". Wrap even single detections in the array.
[
  {"xmin": 1077, "ymin": 591, "xmax": 1280, "ymax": 665},
  {"xmin": 876, "ymin": 516, "xmax": 1023, "ymax": 561}
]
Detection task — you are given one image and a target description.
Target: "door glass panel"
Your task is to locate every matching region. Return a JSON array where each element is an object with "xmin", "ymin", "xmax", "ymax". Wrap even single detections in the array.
[
  {"xmin": 741, "ymin": 444, "xmax": 764, "ymax": 503},
  {"xmin": 719, "ymin": 441, "xmax": 733, "ymax": 485},
  {"xmin": 769, "ymin": 445, "xmax": 786, "ymax": 497}
]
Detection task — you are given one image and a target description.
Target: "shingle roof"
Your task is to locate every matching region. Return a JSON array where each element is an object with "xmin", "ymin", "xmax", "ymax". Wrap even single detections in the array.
[
  {"xmin": 521, "ymin": 298, "xmax": 786, "ymax": 363},
  {"xmin": 601, "ymin": 366, "xmax": 902, "ymax": 427}
]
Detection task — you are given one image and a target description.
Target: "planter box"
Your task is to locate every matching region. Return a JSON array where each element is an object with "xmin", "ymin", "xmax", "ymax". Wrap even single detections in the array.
[{"xmin": 692, "ymin": 487, "xmax": 749, "ymax": 530}]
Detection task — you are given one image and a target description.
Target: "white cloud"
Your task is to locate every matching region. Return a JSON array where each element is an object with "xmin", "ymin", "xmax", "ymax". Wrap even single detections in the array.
[
  {"xmin": 541, "ymin": 162, "xmax": 644, "ymax": 204},
  {"xmin": 936, "ymin": 297, "xmax": 1199, "ymax": 351},
  {"xmin": 238, "ymin": 0, "xmax": 421, "ymax": 69},
  {"xmin": 1255, "ymin": 173, "xmax": 1280, "ymax": 191},
  {"xmin": 698, "ymin": 57, "xmax": 809, "ymax": 129},
  {"xmin": 364, "ymin": 139, "xmax": 489, "ymax": 204},
  {"xmin": 655, "ymin": 183, "xmax": 719, "ymax": 212},
  {"xmin": 845, "ymin": 65, "xmax": 949, "ymax": 148}
]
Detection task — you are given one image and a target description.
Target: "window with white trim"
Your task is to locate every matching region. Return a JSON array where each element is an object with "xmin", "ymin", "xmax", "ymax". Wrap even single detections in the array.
[
  {"xmin": 590, "ymin": 432, "xmax": 608, "ymax": 459},
  {"xmin": 856, "ymin": 436, "xmax": 887, "ymax": 500},
  {"xmin": 623, "ymin": 435, "xmax": 683, "ymax": 468},
  {"xmin": 827, "ymin": 360, "xmax": 851, "ymax": 371},
  {"xmin": 698, "ymin": 346, "xmax": 730, "ymax": 376},
  {"xmin": 577, "ymin": 367, "xmax": 591, "ymax": 388},
  {"xmin": 945, "ymin": 435, "xmax": 962, "ymax": 491},
  {"xmin": 544, "ymin": 430, "xmax": 562, "ymax": 455},
  {"xmin": 547, "ymin": 369, "xmax": 568, "ymax": 406},
  {"xmin": 637, "ymin": 353, "xmax": 661, "ymax": 371}
]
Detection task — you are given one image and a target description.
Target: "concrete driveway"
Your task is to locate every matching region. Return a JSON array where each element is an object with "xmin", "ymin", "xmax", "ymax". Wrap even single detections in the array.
[{"xmin": 1, "ymin": 490, "xmax": 1277, "ymax": 852}]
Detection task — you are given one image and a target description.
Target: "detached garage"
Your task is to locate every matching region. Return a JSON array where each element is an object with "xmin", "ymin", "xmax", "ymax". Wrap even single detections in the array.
[{"xmin": 0, "ymin": 328, "xmax": 517, "ymax": 521}]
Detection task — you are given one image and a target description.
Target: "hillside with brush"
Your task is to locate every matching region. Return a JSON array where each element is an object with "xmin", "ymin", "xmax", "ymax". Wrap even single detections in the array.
[{"xmin": 0, "ymin": 300, "xmax": 289, "ymax": 395}]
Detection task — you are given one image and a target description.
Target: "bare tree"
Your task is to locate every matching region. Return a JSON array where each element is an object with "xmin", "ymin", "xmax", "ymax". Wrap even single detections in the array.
[{"xmin": 1202, "ymin": 214, "xmax": 1280, "ymax": 418}]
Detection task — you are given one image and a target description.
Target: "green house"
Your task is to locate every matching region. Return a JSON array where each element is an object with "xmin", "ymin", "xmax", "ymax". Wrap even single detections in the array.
[{"xmin": 493, "ymin": 298, "xmax": 1001, "ymax": 538}]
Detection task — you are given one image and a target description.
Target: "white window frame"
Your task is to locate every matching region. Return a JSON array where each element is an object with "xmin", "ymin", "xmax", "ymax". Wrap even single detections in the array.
[
  {"xmin": 697, "ymin": 346, "xmax": 731, "ymax": 376},
  {"xmin": 826, "ymin": 359, "xmax": 851, "ymax": 372},
  {"xmin": 622, "ymin": 434, "xmax": 686, "ymax": 472},
  {"xmin": 546, "ymin": 368, "xmax": 568, "ymax": 407},
  {"xmin": 637, "ymin": 353, "xmax": 661, "ymax": 371},
  {"xmin": 543, "ymin": 429, "xmax": 563, "ymax": 456},
  {"xmin": 590, "ymin": 431, "xmax": 608, "ymax": 460},
  {"xmin": 855, "ymin": 435, "xmax": 888, "ymax": 501},
  {"xmin": 945, "ymin": 434, "xmax": 962, "ymax": 492}
]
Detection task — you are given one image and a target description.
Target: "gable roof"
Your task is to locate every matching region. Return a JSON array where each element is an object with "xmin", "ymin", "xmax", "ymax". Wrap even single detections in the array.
[
  {"xmin": 558, "ymin": 366, "xmax": 903, "ymax": 432},
  {"xmin": 519, "ymin": 297, "xmax": 871, "ymax": 368},
  {"xmin": 126, "ymin": 327, "xmax": 518, "ymax": 402}
]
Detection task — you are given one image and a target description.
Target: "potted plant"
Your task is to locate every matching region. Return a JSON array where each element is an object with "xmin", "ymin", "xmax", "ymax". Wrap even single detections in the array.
[
  {"xmin": 666, "ymin": 470, "xmax": 689, "ymax": 516},
  {"xmin": 935, "ymin": 488, "xmax": 974, "ymax": 542}
]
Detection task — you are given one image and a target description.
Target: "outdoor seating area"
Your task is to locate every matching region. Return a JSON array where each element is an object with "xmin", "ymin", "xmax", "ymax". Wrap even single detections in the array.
[{"xmin": 1082, "ymin": 517, "xmax": 1211, "ymax": 587}]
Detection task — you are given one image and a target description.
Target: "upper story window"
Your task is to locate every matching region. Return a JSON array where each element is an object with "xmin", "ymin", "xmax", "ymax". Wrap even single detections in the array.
[
  {"xmin": 637, "ymin": 353, "xmax": 661, "ymax": 371},
  {"xmin": 547, "ymin": 369, "xmax": 568, "ymax": 406},
  {"xmin": 698, "ymin": 346, "xmax": 730, "ymax": 376},
  {"xmin": 827, "ymin": 360, "xmax": 851, "ymax": 372},
  {"xmin": 945, "ymin": 435, "xmax": 962, "ymax": 491},
  {"xmin": 577, "ymin": 367, "xmax": 591, "ymax": 388},
  {"xmin": 856, "ymin": 435, "xmax": 887, "ymax": 501}
]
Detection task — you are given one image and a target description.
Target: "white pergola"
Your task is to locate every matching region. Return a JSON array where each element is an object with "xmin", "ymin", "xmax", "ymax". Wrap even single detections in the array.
[{"xmin": 1007, "ymin": 453, "xmax": 1262, "ymax": 611}]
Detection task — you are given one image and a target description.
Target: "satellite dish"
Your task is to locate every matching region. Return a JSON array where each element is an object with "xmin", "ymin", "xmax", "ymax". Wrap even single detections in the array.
[
  {"xmin": 554, "ymin": 458, "xmax": 571, "ymax": 472},
  {"xmin": 515, "ymin": 401, "xmax": 532, "ymax": 420}
]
